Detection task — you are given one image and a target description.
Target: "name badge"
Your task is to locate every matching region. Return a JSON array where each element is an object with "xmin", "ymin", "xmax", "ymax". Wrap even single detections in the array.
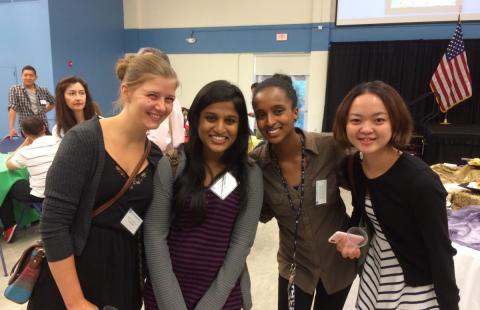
[
  {"xmin": 120, "ymin": 208, "xmax": 143, "ymax": 235},
  {"xmin": 315, "ymin": 179, "xmax": 327, "ymax": 205},
  {"xmin": 40, "ymin": 99, "xmax": 48, "ymax": 106},
  {"xmin": 210, "ymin": 172, "xmax": 238, "ymax": 200}
]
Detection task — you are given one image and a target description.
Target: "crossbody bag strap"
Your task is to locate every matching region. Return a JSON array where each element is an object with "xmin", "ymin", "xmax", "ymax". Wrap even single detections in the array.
[
  {"xmin": 91, "ymin": 140, "xmax": 152, "ymax": 218},
  {"xmin": 166, "ymin": 149, "xmax": 179, "ymax": 177},
  {"xmin": 165, "ymin": 115, "xmax": 179, "ymax": 177}
]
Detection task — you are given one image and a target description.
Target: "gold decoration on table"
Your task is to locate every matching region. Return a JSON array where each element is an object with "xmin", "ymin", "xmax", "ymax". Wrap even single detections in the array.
[
  {"xmin": 468, "ymin": 158, "xmax": 480, "ymax": 166},
  {"xmin": 431, "ymin": 163, "xmax": 480, "ymax": 184},
  {"xmin": 431, "ymin": 162, "xmax": 480, "ymax": 210},
  {"xmin": 450, "ymin": 190, "xmax": 480, "ymax": 210}
]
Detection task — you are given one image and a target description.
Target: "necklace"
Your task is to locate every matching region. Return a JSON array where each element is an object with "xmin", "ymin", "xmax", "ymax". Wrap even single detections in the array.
[{"xmin": 269, "ymin": 136, "xmax": 305, "ymax": 310}]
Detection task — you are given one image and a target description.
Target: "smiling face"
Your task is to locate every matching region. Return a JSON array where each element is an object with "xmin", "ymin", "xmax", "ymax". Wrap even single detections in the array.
[
  {"xmin": 21, "ymin": 69, "xmax": 37, "ymax": 88},
  {"xmin": 122, "ymin": 75, "xmax": 177, "ymax": 131},
  {"xmin": 253, "ymin": 86, "xmax": 298, "ymax": 145},
  {"xmin": 198, "ymin": 101, "xmax": 239, "ymax": 160},
  {"xmin": 64, "ymin": 82, "xmax": 86, "ymax": 112},
  {"xmin": 346, "ymin": 93, "xmax": 393, "ymax": 156}
]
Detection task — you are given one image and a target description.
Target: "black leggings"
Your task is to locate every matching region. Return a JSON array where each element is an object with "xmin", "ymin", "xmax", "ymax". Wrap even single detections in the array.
[
  {"xmin": 0, "ymin": 179, "xmax": 42, "ymax": 228},
  {"xmin": 278, "ymin": 276, "xmax": 351, "ymax": 310}
]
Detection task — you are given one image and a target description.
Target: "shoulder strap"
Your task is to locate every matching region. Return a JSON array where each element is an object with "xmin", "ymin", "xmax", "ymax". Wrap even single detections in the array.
[
  {"xmin": 166, "ymin": 149, "xmax": 179, "ymax": 177},
  {"xmin": 91, "ymin": 140, "xmax": 152, "ymax": 218}
]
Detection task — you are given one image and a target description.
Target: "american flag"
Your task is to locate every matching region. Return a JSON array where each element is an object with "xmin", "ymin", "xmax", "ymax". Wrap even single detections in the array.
[{"xmin": 429, "ymin": 20, "xmax": 472, "ymax": 113}]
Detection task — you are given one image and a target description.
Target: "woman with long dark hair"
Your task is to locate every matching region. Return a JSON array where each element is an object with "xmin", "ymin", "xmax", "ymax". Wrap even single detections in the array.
[
  {"xmin": 144, "ymin": 80, "xmax": 263, "ymax": 310},
  {"xmin": 52, "ymin": 76, "xmax": 99, "ymax": 140}
]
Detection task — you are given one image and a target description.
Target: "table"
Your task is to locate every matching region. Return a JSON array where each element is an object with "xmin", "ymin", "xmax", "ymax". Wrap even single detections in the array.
[
  {"xmin": 0, "ymin": 153, "xmax": 40, "ymax": 227},
  {"xmin": 423, "ymin": 124, "xmax": 480, "ymax": 165}
]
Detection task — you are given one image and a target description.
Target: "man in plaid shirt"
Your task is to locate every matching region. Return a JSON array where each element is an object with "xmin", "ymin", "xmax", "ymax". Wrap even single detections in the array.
[{"xmin": 8, "ymin": 65, "xmax": 55, "ymax": 138}]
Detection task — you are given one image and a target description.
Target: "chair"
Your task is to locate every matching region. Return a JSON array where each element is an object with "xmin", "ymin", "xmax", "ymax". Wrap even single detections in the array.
[
  {"xmin": 0, "ymin": 222, "xmax": 9, "ymax": 276},
  {"xmin": 0, "ymin": 242, "xmax": 7, "ymax": 276},
  {"xmin": 31, "ymin": 202, "xmax": 43, "ymax": 213},
  {"xmin": 16, "ymin": 200, "xmax": 42, "ymax": 229},
  {"xmin": 0, "ymin": 135, "xmax": 25, "ymax": 153}
]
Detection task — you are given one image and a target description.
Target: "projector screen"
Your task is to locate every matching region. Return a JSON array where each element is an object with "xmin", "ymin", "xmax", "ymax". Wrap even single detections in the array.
[{"xmin": 336, "ymin": 0, "xmax": 480, "ymax": 26}]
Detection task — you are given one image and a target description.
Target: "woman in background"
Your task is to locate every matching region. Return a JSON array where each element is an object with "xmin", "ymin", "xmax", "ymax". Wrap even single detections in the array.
[
  {"xmin": 144, "ymin": 80, "xmax": 263, "ymax": 310},
  {"xmin": 332, "ymin": 80, "xmax": 459, "ymax": 310},
  {"xmin": 52, "ymin": 76, "xmax": 99, "ymax": 140},
  {"xmin": 250, "ymin": 74, "xmax": 356, "ymax": 310},
  {"xmin": 28, "ymin": 53, "xmax": 177, "ymax": 310}
]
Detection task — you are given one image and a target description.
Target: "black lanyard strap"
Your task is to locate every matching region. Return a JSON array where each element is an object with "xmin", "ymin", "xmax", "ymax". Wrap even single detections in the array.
[{"xmin": 269, "ymin": 135, "xmax": 305, "ymax": 310}]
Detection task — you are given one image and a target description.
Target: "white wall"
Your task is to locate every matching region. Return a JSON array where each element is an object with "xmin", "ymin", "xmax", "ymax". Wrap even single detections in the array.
[
  {"xmin": 124, "ymin": 0, "xmax": 334, "ymax": 29},
  {"xmin": 169, "ymin": 53, "xmax": 253, "ymax": 109},
  {"xmin": 170, "ymin": 52, "xmax": 329, "ymax": 132},
  {"xmin": 124, "ymin": 0, "xmax": 337, "ymax": 132}
]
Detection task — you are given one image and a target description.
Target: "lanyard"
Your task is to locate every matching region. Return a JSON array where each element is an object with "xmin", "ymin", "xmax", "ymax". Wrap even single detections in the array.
[{"xmin": 269, "ymin": 136, "xmax": 305, "ymax": 310}]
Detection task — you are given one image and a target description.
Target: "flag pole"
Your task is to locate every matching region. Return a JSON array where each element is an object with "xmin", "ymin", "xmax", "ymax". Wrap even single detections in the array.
[
  {"xmin": 440, "ymin": 13, "xmax": 460, "ymax": 126},
  {"xmin": 441, "ymin": 112, "xmax": 450, "ymax": 125}
]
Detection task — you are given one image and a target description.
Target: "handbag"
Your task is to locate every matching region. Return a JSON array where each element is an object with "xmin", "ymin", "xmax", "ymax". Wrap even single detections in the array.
[
  {"xmin": 346, "ymin": 152, "xmax": 373, "ymax": 273},
  {"xmin": 4, "ymin": 241, "xmax": 44, "ymax": 304},
  {"xmin": 4, "ymin": 140, "xmax": 152, "ymax": 304}
]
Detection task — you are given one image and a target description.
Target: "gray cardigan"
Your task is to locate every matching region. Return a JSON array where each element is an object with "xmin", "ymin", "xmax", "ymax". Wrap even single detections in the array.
[
  {"xmin": 41, "ymin": 117, "xmax": 161, "ymax": 261},
  {"xmin": 144, "ymin": 152, "xmax": 263, "ymax": 310}
]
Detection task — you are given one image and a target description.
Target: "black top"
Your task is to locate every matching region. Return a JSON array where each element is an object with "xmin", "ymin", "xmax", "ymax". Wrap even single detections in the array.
[
  {"xmin": 41, "ymin": 116, "xmax": 162, "ymax": 261},
  {"xmin": 349, "ymin": 152, "xmax": 459, "ymax": 310},
  {"xmin": 93, "ymin": 151, "xmax": 154, "ymax": 229}
]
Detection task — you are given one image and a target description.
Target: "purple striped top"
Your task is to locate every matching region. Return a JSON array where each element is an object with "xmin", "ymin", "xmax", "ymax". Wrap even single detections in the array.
[{"xmin": 145, "ymin": 188, "xmax": 242, "ymax": 310}]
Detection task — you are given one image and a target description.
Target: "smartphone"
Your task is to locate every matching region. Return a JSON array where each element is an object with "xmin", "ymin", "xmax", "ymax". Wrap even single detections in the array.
[{"xmin": 328, "ymin": 231, "xmax": 365, "ymax": 246}]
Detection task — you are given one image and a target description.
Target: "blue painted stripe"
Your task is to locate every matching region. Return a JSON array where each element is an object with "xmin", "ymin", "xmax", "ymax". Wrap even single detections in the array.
[
  {"xmin": 125, "ymin": 23, "xmax": 328, "ymax": 54},
  {"xmin": 125, "ymin": 21, "xmax": 480, "ymax": 54}
]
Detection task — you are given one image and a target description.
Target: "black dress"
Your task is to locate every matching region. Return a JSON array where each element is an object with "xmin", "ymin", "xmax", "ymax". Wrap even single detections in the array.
[{"xmin": 28, "ymin": 151, "xmax": 154, "ymax": 310}]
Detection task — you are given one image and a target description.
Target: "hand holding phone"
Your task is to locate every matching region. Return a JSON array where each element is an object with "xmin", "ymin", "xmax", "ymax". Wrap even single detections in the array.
[{"xmin": 328, "ymin": 231, "xmax": 365, "ymax": 247}]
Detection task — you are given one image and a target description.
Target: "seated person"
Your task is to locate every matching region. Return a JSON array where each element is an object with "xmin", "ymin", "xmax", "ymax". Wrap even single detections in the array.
[{"xmin": 1, "ymin": 116, "xmax": 59, "ymax": 242}]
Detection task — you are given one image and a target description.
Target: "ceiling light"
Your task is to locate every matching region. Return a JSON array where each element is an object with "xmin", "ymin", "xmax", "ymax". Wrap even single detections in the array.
[{"xmin": 185, "ymin": 31, "xmax": 197, "ymax": 44}]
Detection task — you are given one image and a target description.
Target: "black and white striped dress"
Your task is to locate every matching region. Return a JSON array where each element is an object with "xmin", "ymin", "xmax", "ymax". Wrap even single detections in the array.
[{"xmin": 356, "ymin": 196, "xmax": 439, "ymax": 309}]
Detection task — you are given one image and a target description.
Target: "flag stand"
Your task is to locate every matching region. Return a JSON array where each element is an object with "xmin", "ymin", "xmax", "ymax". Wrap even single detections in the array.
[{"xmin": 441, "ymin": 112, "xmax": 450, "ymax": 125}]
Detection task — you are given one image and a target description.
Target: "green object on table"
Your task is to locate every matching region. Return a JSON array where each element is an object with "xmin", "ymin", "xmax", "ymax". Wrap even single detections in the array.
[{"xmin": 0, "ymin": 153, "xmax": 40, "ymax": 227}]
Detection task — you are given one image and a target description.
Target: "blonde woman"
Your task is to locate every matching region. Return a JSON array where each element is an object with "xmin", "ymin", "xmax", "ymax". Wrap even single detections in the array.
[{"xmin": 28, "ymin": 53, "xmax": 178, "ymax": 310}]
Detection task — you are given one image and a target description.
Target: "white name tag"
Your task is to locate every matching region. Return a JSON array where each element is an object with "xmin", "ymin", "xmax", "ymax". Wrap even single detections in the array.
[
  {"xmin": 40, "ymin": 99, "xmax": 48, "ymax": 106},
  {"xmin": 315, "ymin": 179, "xmax": 327, "ymax": 205},
  {"xmin": 120, "ymin": 208, "xmax": 143, "ymax": 235},
  {"xmin": 210, "ymin": 172, "xmax": 238, "ymax": 200}
]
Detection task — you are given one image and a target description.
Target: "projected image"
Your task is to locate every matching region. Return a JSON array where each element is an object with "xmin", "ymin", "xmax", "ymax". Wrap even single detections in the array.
[
  {"xmin": 387, "ymin": 0, "xmax": 459, "ymax": 13},
  {"xmin": 337, "ymin": 0, "xmax": 478, "ymax": 25},
  {"xmin": 391, "ymin": 0, "xmax": 456, "ymax": 8}
]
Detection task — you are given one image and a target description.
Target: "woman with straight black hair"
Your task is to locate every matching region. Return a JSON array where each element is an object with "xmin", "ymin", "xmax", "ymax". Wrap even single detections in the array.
[
  {"xmin": 144, "ymin": 80, "xmax": 263, "ymax": 310},
  {"xmin": 52, "ymin": 76, "xmax": 99, "ymax": 140}
]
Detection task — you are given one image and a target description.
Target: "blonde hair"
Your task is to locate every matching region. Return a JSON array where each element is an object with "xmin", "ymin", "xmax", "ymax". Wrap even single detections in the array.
[{"xmin": 114, "ymin": 53, "xmax": 178, "ymax": 108}]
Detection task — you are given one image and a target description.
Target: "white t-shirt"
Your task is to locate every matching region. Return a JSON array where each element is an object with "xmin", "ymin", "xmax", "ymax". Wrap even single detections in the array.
[
  {"xmin": 147, "ymin": 98, "xmax": 185, "ymax": 152},
  {"xmin": 9, "ymin": 135, "xmax": 59, "ymax": 198},
  {"xmin": 51, "ymin": 124, "xmax": 64, "ymax": 141}
]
